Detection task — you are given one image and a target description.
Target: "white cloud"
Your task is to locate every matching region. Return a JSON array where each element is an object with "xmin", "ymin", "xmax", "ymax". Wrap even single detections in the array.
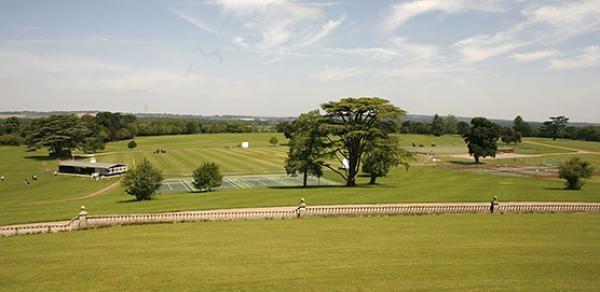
[
  {"xmin": 172, "ymin": 10, "xmax": 219, "ymax": 35},
  {"xmin": 549, "ymin": 46, "xmax": 600, "ymax": 70},
  {"xmin": 209, "ymin": 0, "xmax": 339, "ymax": 53},
  {"xmin": 455, "ymin": 0, "xmax": 600, "ymax": 63},
  {"xmin": 208, "ymin": 0, "xmax": 285, "ymax": 12},
  {"xmin": 455, "ymin": 29, "xmax": 526, "ymax": 63},
  {"xmin": 311, "ymin": 66, "xmax": 369, "ymax": 81},
  {"xmin": 383, "ymin": 0, "xmax": 501, "ymax": 30},
  {"xmin": 326, "ymin": 37, "xmax": 438, "ymax": 62},
  {"xmin": 512, "ymin": 49, "xmax": 559, "ymax": 62},
  {"xmin": 232, "ymin": 36, "xmax": 249, "ymax": 48},
  {"xmin": 298, "ymin": 15, "xmax": 345, "ymax": 47}
]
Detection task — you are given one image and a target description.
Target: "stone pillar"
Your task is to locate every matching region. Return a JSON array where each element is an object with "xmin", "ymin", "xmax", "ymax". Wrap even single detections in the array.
[
  {"xmin": 78, "ymin": 206, "xmax": 88, "ymax": 229},
  {"xmin": 297, "ymin": 198, "xmax": 306, "ymax": 219}
]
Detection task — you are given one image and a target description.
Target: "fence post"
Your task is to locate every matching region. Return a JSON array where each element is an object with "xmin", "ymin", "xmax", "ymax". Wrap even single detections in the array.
[
  {"xmin": 78, "ymin": 206, "xmax": 88, "ymax": 230},
  {"xmin": 297, "ymin": 198, "xmax": 306, "ymax": 219}
]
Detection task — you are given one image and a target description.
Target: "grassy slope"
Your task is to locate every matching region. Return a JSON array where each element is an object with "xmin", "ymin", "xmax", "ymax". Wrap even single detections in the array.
[
  {"xmin": 1, "ymin": 214, "xmax": 599, "ymax": 291},
  {"xmin": 2, "ymin": 165, "xmax": 598, "ymax": 226},
  {"xmin": 526, "ymin": 137, "xmax": 600, "ymax": 153},
  {"xmin": 0, "ymin": 133, "xmax": 599, "ymax": 225}
]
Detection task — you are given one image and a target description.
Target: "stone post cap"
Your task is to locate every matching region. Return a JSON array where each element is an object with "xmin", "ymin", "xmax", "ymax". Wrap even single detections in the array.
[{"xmin": 79, "ymin": 205, "xmax": 88, "ymax": 216}]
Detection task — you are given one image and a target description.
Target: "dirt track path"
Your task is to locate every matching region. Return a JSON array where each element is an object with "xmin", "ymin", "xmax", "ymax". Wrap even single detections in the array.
[
  {"xmin": 32, "ymin": 180, "xmax": 121, "ymax": 205},
  {"xmin": 449, "ymin": 140, "xmax": 600, "ymax": 161},
  {"xmin": 523, "ymin": 140, "xmax": 599, "ymax": 154}
]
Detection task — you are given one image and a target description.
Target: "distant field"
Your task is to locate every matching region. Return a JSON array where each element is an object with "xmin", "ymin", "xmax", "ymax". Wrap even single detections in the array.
[
  {"xmin": 0, "ymin": 133, "xmax": 599, "ymax": 225},
  {"xmin": 102, "ymin": 133, "xmax": 285, "ymax": 152},
  {"xmin": 526, "ymin": 138, "xmax": 600, "ymax": 153},
  {"xmin": 1, "ymin": 215, "xmax": 599, "ymax": 291},
  {"xmin": 514, "ymin": 140, "xmax": 576, "ymax": 154},
  {"xmin": 494, "ymin": 153, "xmax": 600, "ymax": 168}
]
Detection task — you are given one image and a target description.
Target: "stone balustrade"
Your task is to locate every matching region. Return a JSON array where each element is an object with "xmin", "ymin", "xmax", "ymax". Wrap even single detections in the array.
[{"xmin": 1, "ymin": 202, "xmax": 599, "ymax": 238}]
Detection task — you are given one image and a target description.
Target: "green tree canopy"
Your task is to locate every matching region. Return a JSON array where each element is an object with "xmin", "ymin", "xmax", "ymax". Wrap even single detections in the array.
[
  {"xmin": 269, "ymin": 136, "xmax": 279, "ymax": 147},
  {"xmin": 122, "ymin": 158, "xmax": 163, "ymax": 200},
  {"xmin": 541, "ymin": 116, "xmax": 569, "ymax": 140},
  {"xmin": 362, "ymin": 136, "xmax": 411, "ymax": 185},
  {"xmin": 285, "ymin": 110, "xmax": 328, "ymax": 187},
  {"xmin": 127, "ymin": 140, "xmax": 137, "ymax": 150},
  {"xmin": 3, "ymin": 117, "xmax": 21, "ymax": 135},
  {"xmin": 25, "ymin": 115, "xmax": 93, "ymax": 156},
  {"xmin": 463, "ymin": 117, "xmax": 502, "ymax": 163},
  {"xmin": 321, "ymin": 97, "xmax": 405, "ymax": 186},
  {"xmin": 192, "ymin": 162, "xmax": 223, "ymax": 192},
  {"xmin": 559, "ymin": 157, "xmax": 594, "ymax": 190},
  {"xmin": 444, "ymin": 115, "xmax": 458, "ymax": 135},
  {"xmin": 513, "ymin": 115, "xmax": 532, "ymax": 137},
  {"xmin": 431, "ymin": 114, "xmax": 445, "ymax": 137},
  {"xmin": 501, "ymin": 127, "xmax": 521, "ymax": 145}
]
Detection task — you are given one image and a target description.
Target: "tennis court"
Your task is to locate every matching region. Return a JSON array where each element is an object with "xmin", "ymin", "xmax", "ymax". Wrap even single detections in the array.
[{"xmin": 160, "ymin": 174, "xmax": 339, "ymax": 193}]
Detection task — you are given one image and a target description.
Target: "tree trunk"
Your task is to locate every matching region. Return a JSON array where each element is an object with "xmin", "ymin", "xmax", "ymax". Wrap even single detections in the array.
[
  {"xmin": 474, "ymin": 155, "xmax": 480, "ymax": 164},
  {"xmin": 369, "ymin": 174, "xmax": 377, "ymax": 185},
  {"xmin": 346, "ymin": 141, "xmax": 360, "ymax": 187},
  {"xmin": 302, "ymin": 170, "xmax": 308, "ymax": 187}
]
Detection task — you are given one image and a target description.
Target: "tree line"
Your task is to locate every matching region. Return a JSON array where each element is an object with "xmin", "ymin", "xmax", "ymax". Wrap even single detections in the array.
[
  {"xmin": 0, "ymin": 112, "xmax": 263, "ymax": 155},
  {"xmin": 390, "ymin": 114, "xmax": 600, "ymax": 142}
]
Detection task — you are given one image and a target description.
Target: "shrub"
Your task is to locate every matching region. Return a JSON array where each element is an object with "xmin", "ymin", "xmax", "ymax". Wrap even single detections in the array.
[
  {"xmin": 121, "ymin": 159, "xmax": 163, "ymax": 200},
  {"xmin": 559, "ymin": 157, "xmax": 594, "ymax": 190},
  {"xmin": 192, "ymin": 162, "xmax": 223, "ymax": 192},
  {"xmin": 0, "ymin": 134, "xmax": 24, "ymax": 146},
  {"xmin": 127, "ymin": 140, "xmax": 137, "ymax": 150},
  {"xmin": 269, "ymin": 136, "xmax": 279, "ymax": 146}
]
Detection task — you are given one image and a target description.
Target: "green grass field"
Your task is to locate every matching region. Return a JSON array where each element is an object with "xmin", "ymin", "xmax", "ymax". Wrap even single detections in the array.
[
  {"xmin": 0, "ymin": 133, "xmax": 599, "ymax": 225},
  {"xmin": 1, "ymin": 214, "xmax": 599, "ymax": 291},
  {"xmin": 526, "ymin": 137, "xmax": 600, "ymax": 153}
]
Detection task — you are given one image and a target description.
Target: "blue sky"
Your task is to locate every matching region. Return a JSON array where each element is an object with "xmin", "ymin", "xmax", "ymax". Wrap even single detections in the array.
[{"xmin": 0, "ymin": 0, "xmax": 599, "ymax": 122}]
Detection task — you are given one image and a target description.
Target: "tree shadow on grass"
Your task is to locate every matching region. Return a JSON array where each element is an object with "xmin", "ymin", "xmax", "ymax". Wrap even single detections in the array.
[
  {"xmin": 24, "ymin": 155, "xmax": 59, "ymax": 161},
  {"xmin": 268, "ymin": 185, "xmax": 349, "ymax": 190},
  {"xmin": 448, "ymin": 160, "xmax": 484, "ymax": 166},
  {"xmin": 543, "ymin": 187, "xmax": 574, "ymax": 191}
]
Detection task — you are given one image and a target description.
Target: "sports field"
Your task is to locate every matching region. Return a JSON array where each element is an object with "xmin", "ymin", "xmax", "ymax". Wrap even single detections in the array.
[
  {"xmin": 0, "ymin": 134, "xmax": 598, "ymax": 226},
  {"xmin": 1, "ymin": 214, "xmax": 599, "ymax": 291},
  {"xmin": 160, "ymin": 174, "xmax": 339, "ymax": 193}
]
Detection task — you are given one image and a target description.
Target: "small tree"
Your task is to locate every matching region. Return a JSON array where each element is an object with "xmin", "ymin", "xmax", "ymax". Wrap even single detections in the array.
[
  {"xmin": 463, "ymin": 117, "xmax": 502, "ymax": 163},
  {"xmin": 285, "ymin": 111, "xmax": 327, "ymax": 187},
  {"xmin": 559, "ymin": 157, "xmax": 594, "ymax": 190},
  {"xmin": 541, "ymin": 116, "xmax": 569, "ymax": 140},
  {"xmin": 269, "ymin": 136, "xmax": 279, "ymax": 147},
  {"xmin": 127, "ymin": 140, "xmax": 137, "ymax": 150},
  {"xmin": 192, "ymin": 162, "xmax": 223, "ymax": 191},
  {"xmin": 362, "ymin": 137, "xmax": 411, "ymax": 184},
  {"xmin": 121, "ymin": 158, "xmax": 163, "ymax": 200},
  {"xmin": 513, "ymin": 115, "xmax": 532, "ymax": 137},
  {"xmin": 431, "ymin": 114, "xmax": 445, "ymax": 137},
  {"xmin": 501, "ymin": 127, "xmax": 521, "ymax": 145}
]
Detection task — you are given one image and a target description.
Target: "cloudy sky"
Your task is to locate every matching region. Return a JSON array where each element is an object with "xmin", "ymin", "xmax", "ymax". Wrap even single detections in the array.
[{"xmin": 1, "ymin": 0, "xmax": 599, "ymax": 122}]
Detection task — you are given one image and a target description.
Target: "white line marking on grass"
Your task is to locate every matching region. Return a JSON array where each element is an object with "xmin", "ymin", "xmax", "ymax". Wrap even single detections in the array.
[{"xmin": 179, "ymin": 179, "xmax": 193, "ymax": 192}]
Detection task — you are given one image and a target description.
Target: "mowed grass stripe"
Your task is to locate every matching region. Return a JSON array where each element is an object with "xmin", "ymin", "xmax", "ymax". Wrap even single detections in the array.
[
  {"xmin": 166, "ymin": 150, "xmax": 204, "ymax": 174},
  {"xmin": 213, "ymin": 150, "xmax": 283, "ymax": 170},
  {"xmin": 195, "ymin": 148, "xmax": 263, "ymax": 174},
  {"xmin": 231, "ymin": 149, "xmax": 284, "ymax": 169},
  {"xmin": 247, "ymin": 147, "xmax": 288, "ymax": 158},
  {"xmin": 209, "ymin": 149, "xmax": 278, "ymax": 173}
]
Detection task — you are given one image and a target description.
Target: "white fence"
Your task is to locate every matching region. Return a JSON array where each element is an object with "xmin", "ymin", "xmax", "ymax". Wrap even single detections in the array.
[{"xmin": 2, "ymin": 202, "xmax": 600, "ymax": 237}]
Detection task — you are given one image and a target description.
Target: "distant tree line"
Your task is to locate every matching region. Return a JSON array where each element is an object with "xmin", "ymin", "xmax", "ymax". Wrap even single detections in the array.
[
  {"xmin": 0, "ymin": 112, "xmax": 268, "ymax": 155},
  {"xmin": 387, "ymin": 114, "xmax": 600, "ymax": 142}
]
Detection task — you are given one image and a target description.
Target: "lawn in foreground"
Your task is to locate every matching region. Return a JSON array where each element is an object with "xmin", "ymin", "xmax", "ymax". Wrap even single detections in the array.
[
  {"xmin": 1, "ymin": 165, "xmax": 599, "ymax": 226},
  {"xmin": 0, "ymin": 214, "xmax": 599, "ymax": 291}
]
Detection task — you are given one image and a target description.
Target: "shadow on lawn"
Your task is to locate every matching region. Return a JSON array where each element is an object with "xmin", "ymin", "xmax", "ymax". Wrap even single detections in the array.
[
  {"xmin": 448, "ymin": 160, "xmax": 484, "ymax": 166},
  {"xmin": 24, "ymin": 155, "xmax": 59, "ymax": 161},
  {"xmin": 268, "ymin": 185, "xmax": 349, "ymax": 190}
]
